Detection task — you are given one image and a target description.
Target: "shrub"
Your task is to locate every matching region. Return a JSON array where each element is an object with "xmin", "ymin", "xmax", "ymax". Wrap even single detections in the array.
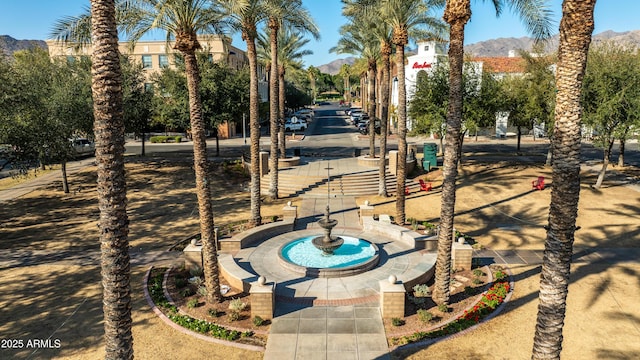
[
  {"xmin": 229, "ymin": 298, "xmax": 247, "ymax": 312},
  {"xmin": 187, "ymin": 298, "xmax": 199, "ymax": 308},
  {"xmin": 174, "ymin": 277, "xmax": 187, "ymax": 289},
  {"xmin": 208, "ymin": 308, "xmax": 220, "ymax": 318},
  {"xmin": 417, "ymin": 309, "xmax": 433, "ymax": 323},
  {"xmin": 253, "ymin": 316, "xmax": 265, "ymax": 327},
  {"xmin": 228, "ymin": 311, "xmax": 241, "ymax": 322},
  {"xmin": 413, "ymin": 284, "xmax": 431, "ymax": 297},
  {"xmin": 472, "ymin": 278, "xmax": 483, "ymax": 285},
  {"xmin": 189, "ymin": 266, "xmax": 204, "ymax": 277},
  {"xmin": 494, "ymin": 270, "xmax": 507, "ymax": 281},
  {"xmin": 437, "ymin": 304, "xmax": 449, "ymax": 313},
  {"xmin": 174, "ymin": 136, "xmax": 182, "ymax": 143},
  {"xmin": 188, "ymin": 276, "xmax": 203, "ymax": 286},
  {"xmin": 197, "ymin": 285, "xmax": 208, "ymax": 296},
  {"xmin": 180, "ymin": 288, "xmax": 195, "ymax": 297},
  {"xmin": 408, "ymin": 295, "xmax": 428, "ymax": 307},
  {"xmin": 392, "ymin": 318, "xmax": 405, "ymax": 326},
  {"xmin": 472, "ymin": 269, "xmax": 485, "ymax": 278},
  {"xmin": 422, "ymin": 221, "xmax": 436, "ymax": 229}
]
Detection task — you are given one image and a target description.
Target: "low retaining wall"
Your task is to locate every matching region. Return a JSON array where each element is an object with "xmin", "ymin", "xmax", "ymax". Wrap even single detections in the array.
[
  {"xmin": 219, "ymin": 253, "xmax": 257, "ymax": 293},
  {"xmin": 218, "ymin": 219, "xmax": 295, "ymax": 252},
  {"xmin": 361, "ymin": 216, "xmax": 437, "ymax": 251}
]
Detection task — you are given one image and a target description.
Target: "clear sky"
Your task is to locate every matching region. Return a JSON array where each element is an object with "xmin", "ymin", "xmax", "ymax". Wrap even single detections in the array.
[{"xmin": 0, "ymin": 0, "xmax": 638, "ymax": 67}]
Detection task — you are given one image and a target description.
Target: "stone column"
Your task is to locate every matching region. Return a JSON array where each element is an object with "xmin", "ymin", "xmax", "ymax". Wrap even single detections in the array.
[
  {"xmin": 250, "ymin": 277, "xmax": 275, "ymax": 320},
  {"xmin": 359, "ymin": 200, "xmax": 374, "ymax": 225},
  {"xmin": 452, "ymin": 237, "xmax": 474, "ymax": 270},
  {"xmin": 283, "ymin": 201, "xmax": 298, "ymax": 222},
  {"xmin": 389, "ymin": 150, "xmax": 398, "ymax": 176},
  {"xmin": 183, "ymin": 241, "xmax": 203, "ymax": 270},
  {"xmin": 259, "ymin": 151, "xmax": 269, "ymax": 177},
  {"xmin": 379, "ymin": 276, "xmax": 406, "ymax": 318}
]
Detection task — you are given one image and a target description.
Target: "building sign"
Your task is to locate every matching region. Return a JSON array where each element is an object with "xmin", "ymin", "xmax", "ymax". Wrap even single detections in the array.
[{"xmin": 412, "ymin": 62, "xmax": 432, "ymax": 69}]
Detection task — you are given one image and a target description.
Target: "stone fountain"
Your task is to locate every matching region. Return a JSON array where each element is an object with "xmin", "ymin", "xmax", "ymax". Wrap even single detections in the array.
[
  {"xmin": 311, "ymin": 204, "xmax": 344, "ymax": 255},
  {"xmin": 310, "ymin": 161, "xmax": 344, "ymax": 255}
]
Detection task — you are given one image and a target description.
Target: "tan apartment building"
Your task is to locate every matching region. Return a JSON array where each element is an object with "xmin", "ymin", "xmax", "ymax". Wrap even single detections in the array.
[{"xmin": 47, "ymin": 34, "xmax": 268, "ymax": 139}]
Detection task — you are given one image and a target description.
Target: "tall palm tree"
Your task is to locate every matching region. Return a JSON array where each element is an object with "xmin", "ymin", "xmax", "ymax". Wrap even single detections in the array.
[
  {"xmin": 221, "ymin": 0, "xmax": 268, "ymax": 226},
  {"xmin": 124, "ymin": 0, "xmax": 226, "ymax": 303},
  {"xmin": 378, "ymin": 0, "xmax": 445, "ymax": 226},
  {"xmin": 89, "ymin": 0, "xmax": 132, "ymax": 357},
  {"xmin": 339, "ymin": 63, "xmax": 352, "ymax": 104},
  {"xmin": 263, "ymin": 0, "xmax": 318, "ymax": 199},
  {"xmin": 307, "ymin": 65, "xmax": 320, "ymax": 104},
  {"xmin": 532, "ymin": 1, "xmax": 596, "ymax": 358},
  {"xmin": 432, "ymin": 0, "xmax": 553, "ymax": 306}
]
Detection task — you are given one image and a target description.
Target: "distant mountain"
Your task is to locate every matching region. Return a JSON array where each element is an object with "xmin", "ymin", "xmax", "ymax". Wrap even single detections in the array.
[
  {"xmin": 464, "ymin": 30, "xmax": 640, "ymax": 57},
  {"xmin": 317, "ymin": 57, "xmax": 355, "ymax": 75},
  {"xmin": 0, "ymin": 35, "xmax": 47, "ymax": 57}
]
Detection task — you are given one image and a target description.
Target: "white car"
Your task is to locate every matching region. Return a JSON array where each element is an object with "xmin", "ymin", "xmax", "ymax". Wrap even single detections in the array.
[
  {"xmin": 71, "ymin": 138, "xmax": 95, "ymax": 157},
  {"xmin": 284, "ymin": 117, "xmax": 307, "ymax": 132}
]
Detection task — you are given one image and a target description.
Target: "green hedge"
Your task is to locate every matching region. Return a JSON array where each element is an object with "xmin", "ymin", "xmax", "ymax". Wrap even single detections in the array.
[{"xmin": 150, "ymin": 135, "xmax": 182, "ymax": 143}]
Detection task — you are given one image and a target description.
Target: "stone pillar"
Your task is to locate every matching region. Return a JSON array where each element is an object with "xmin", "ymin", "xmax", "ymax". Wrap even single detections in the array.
[
  {"xmin": 379, "ymin": 276, "xmax": 406, "ymax": 318},
  {"xmin": 283, "ymin": 201, "xmax": 298, "ymax": 221},
  {"xmin": 259, "ymin": 151, "xmax": 269, "ymax": 177},
  {"xmin": 389, "ymin": 150, "xmax": 398, "ymax": 176},
  {"xmin": 452, "ymin": 237, "xmax": 473, "ymax": 270},
  {"xmin": 183, "ymin": 241, "xmax": 203, "ymax": 270},
  {"xmin": 250, "ymin": 277, "xmax": 275, "ymax": 320},
  {"xmin": 359, "ymin": 200, "xmax": 374, "ymax": 225}
]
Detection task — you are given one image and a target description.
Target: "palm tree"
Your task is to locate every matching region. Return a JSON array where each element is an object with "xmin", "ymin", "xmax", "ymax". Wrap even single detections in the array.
[
  {"xmin": 307, "ymin": 65, "xmax": 320, "ymax": 104},
  {"xmin": 338, "ymin": 63, "xmax": 352, "ymax": 104},
  {"xmin": 124, "ymin": 0, "xmax": 226, "ymax": 304},
  {"xmin": 532, "ymin": 1, "xmax": 596, "ymax": 358},
  {"xmin": 378, "ymin": 0, "xmax": 445, "ymax": 226},
  {"xmin": 432, "ymin": 0, "xmax": 553, "ymax": 306},
  {"xmin": 263, "ymin": 0, "xmax": 318, "ymax": 199},
  {"xmin": 89, "ymin": 0, "xmax": 133, "ymax": 357},
  {"xmin": 221, "ymin": 0, "xmax": 268, "ymax": 226}
]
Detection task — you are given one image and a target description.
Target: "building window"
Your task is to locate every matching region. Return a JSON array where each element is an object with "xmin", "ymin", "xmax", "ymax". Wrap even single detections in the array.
[
  {"xmin": 159, "ymin": 54, "xmax": 169, "ymax": 68},
  {"xmin": 141, "ymin": 55, "xmax": 152, "ymax": 69},
  {"xmin": 424, "ymin": 45, "xmax": 429, "ymax": 51}
]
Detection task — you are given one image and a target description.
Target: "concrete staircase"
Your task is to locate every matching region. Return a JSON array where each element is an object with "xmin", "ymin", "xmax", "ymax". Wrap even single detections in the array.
[{"xmin": 261, "ymin": 169, "xmax": 423, "ymax": 198}]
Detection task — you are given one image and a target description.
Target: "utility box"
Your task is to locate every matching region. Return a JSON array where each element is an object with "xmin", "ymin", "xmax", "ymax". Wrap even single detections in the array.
[{"xmin": 422, "ymin": 143, "xmax": 438, "ymax": 171}]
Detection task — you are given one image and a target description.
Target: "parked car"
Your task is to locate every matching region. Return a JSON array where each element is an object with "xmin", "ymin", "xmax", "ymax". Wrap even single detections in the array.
[
  {"xmin": 345, "ymin": 107, "xmax": 361, "ymax": 116},
  {"xmin": 284, "ymin": 118, "xmax": 307, "ymax": 132},
  {"xmin": 71, "ymin": 138, "xmax": 95, "ymax": 157},
  {"xmin": 350, "ymin": 111, "xmax": 364, "ymax": 123}
]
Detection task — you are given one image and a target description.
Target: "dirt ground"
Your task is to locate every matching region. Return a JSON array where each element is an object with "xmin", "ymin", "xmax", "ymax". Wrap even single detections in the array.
[{"xmin": 0, "ymin": 154, "xmax": 639, "ymax": 359}]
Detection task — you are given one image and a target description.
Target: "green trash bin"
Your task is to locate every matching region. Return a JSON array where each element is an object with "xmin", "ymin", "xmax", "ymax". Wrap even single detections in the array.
[{"xmin": 422, "ymin": 143, "xmax": 437, "ymax": 171}]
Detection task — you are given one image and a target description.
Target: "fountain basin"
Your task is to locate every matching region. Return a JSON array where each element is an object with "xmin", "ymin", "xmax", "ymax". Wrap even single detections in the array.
[{"xmin": 278, "ymin": 236, "xmax": 380, "ymax": 278}]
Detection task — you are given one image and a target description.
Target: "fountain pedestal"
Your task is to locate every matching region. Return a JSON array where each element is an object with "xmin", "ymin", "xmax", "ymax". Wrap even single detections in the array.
[{"xmin": 311, "ymin": 215, "xmax": 344, "ymax": 255}]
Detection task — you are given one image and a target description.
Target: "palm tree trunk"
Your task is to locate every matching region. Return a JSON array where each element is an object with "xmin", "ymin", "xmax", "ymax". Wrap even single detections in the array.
[
  {"xmin": 395, "ymin": 43, "xmax": 407, "ymax": 226},
  {"xmin": 433, "ymin": 0, "xmax": 470, "ymax": 306},
  {"xmin": 182, "ymin": 49, "xmax": 221, "ymax": 303},
  {"xmin": 247, "ymin": 36, "xmax": 262, "ymax": 226},
  {"xmin": 278, "ymin": 66, "xmax": 286, "ymax": 159},
  {"xmin": 532, "ymin": 1, "xmax": 596, "ymax": 359},
  {"xmin": 368, "ymin": 61, "xmax": 377, "ymax": 158},
  {"xmin": 90, "ymin": 1, "xmax": 133, "ymax": 357},
  {"xmin": 379, "ymin": 51, "xmax": 391, "ymax": 197},
  {"xmin": 268, "ymin": 19, "xmax": 279, "ymax": 200}
]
